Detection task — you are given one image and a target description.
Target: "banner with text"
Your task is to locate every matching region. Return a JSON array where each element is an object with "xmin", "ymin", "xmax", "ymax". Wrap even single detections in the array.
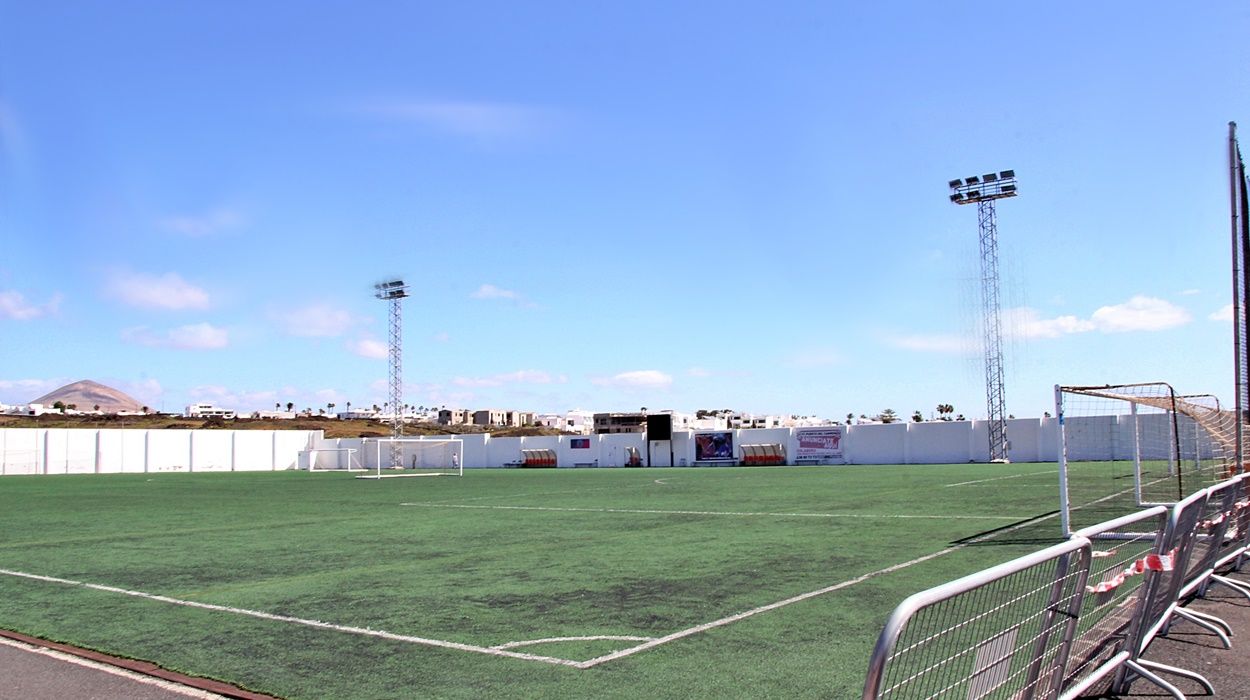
[{"xmin": 795, "ymin": 427, "xmax": 843, "ymax": 460}]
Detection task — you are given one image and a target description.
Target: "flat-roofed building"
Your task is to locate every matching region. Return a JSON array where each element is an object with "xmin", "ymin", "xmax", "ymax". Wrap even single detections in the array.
[{"xmin": 593, "ymin": 412, "xmax": 647, "ymax": 434}]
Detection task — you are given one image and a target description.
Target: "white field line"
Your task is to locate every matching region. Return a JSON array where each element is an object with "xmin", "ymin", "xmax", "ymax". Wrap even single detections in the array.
[
  {"xmin": 0, "ymin": 569, "xmax": 584, "ymax": 668},
  {"xmin": 398, "ymin": 502, "xmax": 1024, "ymax": 521},
  {"xmin": 944, "ymin": 469, "xmax": 1058, "ymax": 488},
  {"xmin": 0, "ymin": 635, "xmax": 229, "ymax": 699},
  {"xmin": 492, "ymin": 635, "xmax": 653, "ymax": 651},
  {"xmin": 571, "ymin": 509, "xmax": 1059, "ymax": 668}
]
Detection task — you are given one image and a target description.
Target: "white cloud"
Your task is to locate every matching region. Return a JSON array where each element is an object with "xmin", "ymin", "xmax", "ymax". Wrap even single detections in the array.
[
  {"xmin": 433, "ymin": 331, "xmax": 450, "ymax": 343},
  {"xmin": 1089, "ymin": 295, "xmax": 1190, "ymax": 333},
  {"xmin": 453, "ymin": 370, "xmax": 556, "ymax": 388},
  {"xmin": 0, "ymin": 290, "xmax": 61, "ymax": 320},
  {"xmin": 313, "ymin": 388, "xmax": 344, "ymax": 404},
  {"xmin": 189, "ymin": 385, "xmax": 277, "ymax": 409},
  {"xmin": 1004, "ymin": 308, "xmax": 1095, "ymax": 339},
  {"xmin": 469, "ymin": 283, "xmax": 536, "ymax": 308},
  {"xmin": 158, "ymin": 208, "xmax": 245, "ymax": 237},
  {"xmin": 0, "ymin": 378, "xmax": 64, "ymax": 402},
  {"xmin": 1210, "ymin": 304, "xmax": 1234, "ymax": 322},
  {"xmin": 591, "ymin": 370, "xmax": 674, "ymax": 391},
  {"xmin": 358, "ymin": 99, "xmax": 555, "ymax": 141},
  {"xmin": 122, "ymin": 323, "xmax": 228, "ymax": 350},
  {"xmin": 992, "ymin": 296, "xmax": 1192, "ymax": 342},
  {"xmin": 275, "ymin": 303, "xmax": 362, "ymax": 337},
  {"xmin": 888, "ymin": 334, "xmax": 973, "ymax": 354},
  {"xmin": 349, "ymin": 338, "xmax": 388, "ymax": 359},
  {"xmin": 107, "ymin": 271, "xmax": 210, "ymax": 311},
  {"xmin": 1180, "ymin": 289, "xmax": 1201, "ymax": 296},
  {"xmin": 471, "ymin": 284, "xmax": 519, "ymax": 301},
  {"xmin": 687, "ymin": 367, "xmax": 712, "ymax": 378},
  {"xmin": 117, "ymin": 378, "xmax": 163, "ymax": 406}
]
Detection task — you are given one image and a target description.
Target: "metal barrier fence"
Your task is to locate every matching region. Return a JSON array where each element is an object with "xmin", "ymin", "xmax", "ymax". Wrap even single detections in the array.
[
  {"xmin": 864, "ymin": 473, "xmax": 1250, "ymax": 699},
  {"xmin": 1060, "ymin": 506, "xmax": 1168, "ymax": 699},
  {"xmin": 862, "ymin": 539, "xmax": 1091, "ymax": 699}
]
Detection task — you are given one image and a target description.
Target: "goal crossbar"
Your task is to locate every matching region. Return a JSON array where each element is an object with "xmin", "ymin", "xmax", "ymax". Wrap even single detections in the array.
[{"xmin": 359, "ymin": 438, "xmax": 463, "ymax": 479}]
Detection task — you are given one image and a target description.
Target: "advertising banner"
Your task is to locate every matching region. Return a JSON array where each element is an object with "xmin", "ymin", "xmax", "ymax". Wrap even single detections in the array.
[
  {"xmin": 569, "ymin": 438, "xmax": 590, "ymax": 449},
  {"xmin": 795, "ymin": 427, "xmax": 843, "ymax": 460},
  {"xmin": 694, "ymin": 431, "xmax": 735, "ymax": 461}
]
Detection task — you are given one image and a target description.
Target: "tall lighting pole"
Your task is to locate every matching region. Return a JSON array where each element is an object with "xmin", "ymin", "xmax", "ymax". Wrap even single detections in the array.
[
  {"xmin": 949, "ymin": 170, "xmax": 1018, "ymax": 463},
  {"xmin": 375, "ymin": 279, "xmax": 409, "ymax": 468}
]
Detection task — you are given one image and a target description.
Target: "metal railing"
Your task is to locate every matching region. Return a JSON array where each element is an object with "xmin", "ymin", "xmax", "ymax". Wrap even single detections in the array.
[{"xmin": 865, "ymin": 474, "xmax": 1250, "ymax": 699}]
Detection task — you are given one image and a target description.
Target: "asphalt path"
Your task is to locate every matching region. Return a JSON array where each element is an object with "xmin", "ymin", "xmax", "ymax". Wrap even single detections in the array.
[{"xmin": 0, "ymin": 636, "xmax": 228, "ymax": 700}]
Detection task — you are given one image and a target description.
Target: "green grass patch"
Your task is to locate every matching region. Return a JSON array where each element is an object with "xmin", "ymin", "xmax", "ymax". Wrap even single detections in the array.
[{"xmin": 0, "ymin": 463, "xmax": 1069, "ymax": 698}]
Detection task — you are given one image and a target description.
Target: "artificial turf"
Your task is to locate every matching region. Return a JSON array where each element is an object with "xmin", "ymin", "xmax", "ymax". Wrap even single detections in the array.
[{"xmin": 0, "ymin": 463, "xmax": 1071, "ymax": 698}]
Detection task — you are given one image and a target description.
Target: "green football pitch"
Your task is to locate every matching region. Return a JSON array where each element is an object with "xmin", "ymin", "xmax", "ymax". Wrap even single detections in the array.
[{"xmin": 0, "ymin": 464, "xmax": 1074, "ymax": 699}]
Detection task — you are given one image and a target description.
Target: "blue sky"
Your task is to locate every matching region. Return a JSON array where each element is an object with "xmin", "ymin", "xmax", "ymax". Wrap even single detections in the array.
[{"xmin": 1, "ymin": 2, "xmax": 1248, "ymax": 419}]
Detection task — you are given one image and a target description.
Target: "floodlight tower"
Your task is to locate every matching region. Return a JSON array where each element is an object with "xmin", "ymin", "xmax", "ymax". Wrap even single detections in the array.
[
  {"xmin": 949, "ymin": 170, "xmax": 1018, "ymax": 463},
  {"xmin": 374, "ymin": 279, "xmax": 409, "ymax": 469}
]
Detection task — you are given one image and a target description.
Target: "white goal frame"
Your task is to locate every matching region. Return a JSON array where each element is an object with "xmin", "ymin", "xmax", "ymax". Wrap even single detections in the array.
[
  {"xmin": 359, "ymin": 438, "xmax": 464, "ymax": 479},
  {"xmin": 1056, "ymin": 381, "xmax": 1235, "ymax": 537},
  {"xmin": 305, "ymin": 448, "xmax": 364, "ymax": 472}
]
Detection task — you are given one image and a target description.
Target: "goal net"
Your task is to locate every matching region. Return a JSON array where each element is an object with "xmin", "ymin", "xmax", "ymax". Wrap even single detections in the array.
[
  {"xmin": 305, "ymin": 448, "xmax": 364, "ymax": 472},
  {"xmin": 359, "ymin": 438, "xmax": 463, "ymax": 478},
  {"xmin": 1056, "ymin": 383, "xmax": 1235, "ymax": 535}
]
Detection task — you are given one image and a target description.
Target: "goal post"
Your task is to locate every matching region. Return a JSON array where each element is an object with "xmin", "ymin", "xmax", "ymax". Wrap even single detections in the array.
[
  {"xmin": 305, "ymin": 448, "xmax": 364, "ymax": 472},
  {"xmin": 359, "ymin": 438, "xmax": 464, "ymax": 479},
  {"xmin": 1056, "ymin": 382, "xmax": 1235, "ymax": 536}
]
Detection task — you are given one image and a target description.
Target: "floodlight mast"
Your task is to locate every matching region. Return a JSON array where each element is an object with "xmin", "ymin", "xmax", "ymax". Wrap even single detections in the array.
[
  {"xmin": 374, "ymin": 279, "xmax": 410, "ymax": 468},
  {"xmin": 949, "ymin": 170, "xmax": 1018, "ymax": 463}
]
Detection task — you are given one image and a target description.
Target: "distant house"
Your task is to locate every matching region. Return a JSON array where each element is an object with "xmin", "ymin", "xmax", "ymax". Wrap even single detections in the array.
[
  {"xmin": 185, "ymin": 403, "xmax": 236, "ymax": 419},
  {"xmin": 253, "ymin": 410, "xmax": 297, "ymax": 420},
  {"xmin": 593, "ymin": 412, "xmax": 647, "ymax": 434},
  {"xmin": 438, "ymin": 409, "xmax": 472, "ymax": 426}
]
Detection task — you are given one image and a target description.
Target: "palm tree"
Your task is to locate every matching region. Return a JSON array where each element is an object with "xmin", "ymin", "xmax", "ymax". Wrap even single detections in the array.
[
  {"xmin": 911, "ymin": 410, "xmax": 924, "ymax": 422},
  {"xmin": 275, "ymin": 402, "xmax": 281, "ymax": 411},
  {"xmin": 93, "ymin": 404, "xmax": 100, "ymax": 413},
  {"xmin": 286, "ymin": 402, "xmax": 294, "ymax": 413},
  {"xmin": 846, "ymin": 412, "xmax": 854, "ymax": 425},
  {"xmin": 142, "ymin": 406, "xmax": 150, "ymax": 415}
]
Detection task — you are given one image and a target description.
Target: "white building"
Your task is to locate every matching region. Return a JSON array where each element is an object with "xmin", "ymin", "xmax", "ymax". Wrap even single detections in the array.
[{"xmin": 185, "ymin": 403, "xmax": 236, "ymax": 419}]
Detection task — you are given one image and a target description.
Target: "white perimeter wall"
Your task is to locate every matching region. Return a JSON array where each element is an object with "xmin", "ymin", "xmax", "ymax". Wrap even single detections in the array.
[
  {"xmin": 0, "ymin": 416, "xmax": 1133, "ymax": 475},
  {"xmin": 0, "ymin": 428, "xmax": 321, "ymax": 476}
]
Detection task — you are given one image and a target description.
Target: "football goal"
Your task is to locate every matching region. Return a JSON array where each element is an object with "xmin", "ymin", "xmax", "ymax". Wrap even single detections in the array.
[
  {"xmin": 305, "ymin": 447, "xmax": 364, "ymax": 472},
  {"xmin": 1056, "ymin": 383, "xmax": 1235, "ymax": 536},
  {"xmin": 358, "ymin": 438, "xmax": 464, "ymax": 479}
]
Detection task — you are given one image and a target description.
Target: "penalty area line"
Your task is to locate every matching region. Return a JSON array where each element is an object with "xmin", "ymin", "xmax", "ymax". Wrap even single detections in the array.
[
  {"xmin": 944, "ymin": 469, "xmax": 1058, "ymax": 488},
  {"xmin": 573, "ymin": 507, "xmax": 1061, "ymax": 669}
]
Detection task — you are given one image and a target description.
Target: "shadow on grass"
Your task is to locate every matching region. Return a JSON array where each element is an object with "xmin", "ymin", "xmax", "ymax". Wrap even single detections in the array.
[{"xmin": 951, "ymin": 510, "xmax": 1066, "ymax": 547}]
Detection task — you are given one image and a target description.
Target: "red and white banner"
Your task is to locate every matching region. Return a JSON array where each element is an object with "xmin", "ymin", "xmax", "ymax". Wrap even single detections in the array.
[{"xmin": 795, "ymin": 427, "xmax": 843, "ymax": 460}]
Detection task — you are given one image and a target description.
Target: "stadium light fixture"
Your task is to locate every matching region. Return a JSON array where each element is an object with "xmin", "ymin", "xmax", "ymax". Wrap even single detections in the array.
[
  {"xmin": 374, "ymin": 278, "xmax": 410, "ymax": 468},
  {"xmin": 374, "ymin": 279, "xmax": 410, "ymax": 300},
  {"xmin": 948, "ymin": 168, "xmax": 1019, "ymax": 463},
  {"xmin": 948, "ymin": 169, "xmax": 1018, "ymax": 205}
]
